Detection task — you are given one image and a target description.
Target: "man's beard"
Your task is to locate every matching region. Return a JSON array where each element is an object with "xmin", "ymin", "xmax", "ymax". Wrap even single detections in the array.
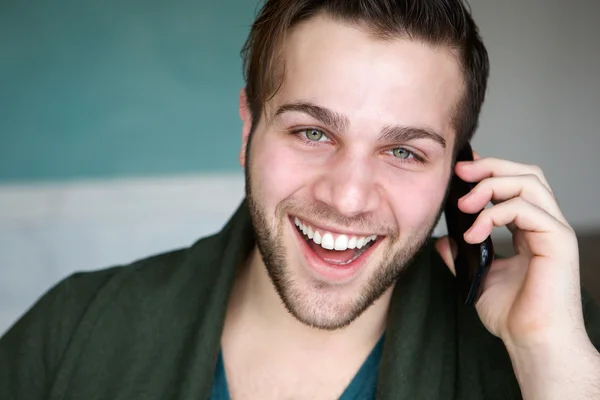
[{"xmin": 244, "ymin": 155, "xmax": 444, "ymax": 331}]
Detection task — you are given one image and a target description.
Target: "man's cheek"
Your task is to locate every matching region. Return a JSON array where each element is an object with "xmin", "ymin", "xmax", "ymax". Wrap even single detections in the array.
[
  {"xmin": 391, "ymin": 182, "xmax": 446, "ymax": 226},
  {"xmin": 253, "ymin": 146, "xmax": 305, "ymax": 199}
]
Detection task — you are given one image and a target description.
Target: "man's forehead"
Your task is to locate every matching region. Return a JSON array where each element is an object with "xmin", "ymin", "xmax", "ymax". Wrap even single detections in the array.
[
  {"xmin": 284, "ymin": 14, "xmax": 462, "ymax": 73},
  {"xmin": 261, "ymin": 15, "xmax": 464, "ymax": 140},
  {"xmin": 247, "ymin": 10, "xmax": 485, "ymax": 138}
]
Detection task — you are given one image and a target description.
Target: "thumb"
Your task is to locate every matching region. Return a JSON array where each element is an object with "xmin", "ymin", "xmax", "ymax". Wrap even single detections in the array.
[{"xmin": 435, "ymin": 236, "xmax": 458, "ymax": 276}]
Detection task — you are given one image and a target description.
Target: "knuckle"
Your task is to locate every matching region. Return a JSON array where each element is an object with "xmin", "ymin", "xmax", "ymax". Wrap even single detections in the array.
[
  {"xmin": 525, "ymin": 167, "xmax": 555, "ymax": 195},
  {"xmin": 523, "ymin": 173, "xmax": 546, "ymax": 192},
  {"xmin": 521, "ymin": 174, "xmax": 540, "ymax": 190},
  {"xmin": 527, "ymin": 164, "xmax": 547, "ymax": 182},
  {"xmin": 524, "ymin": 173, "xmax": 540, "ymax": 183},
  {"xmin": 560, "ymin": 226, "xmax": 578, "ymax": 248},
  {"xmin": 528, "ymin": 164, "xmax": 543, "ymax": 175},
  {"xmin": 562, "ymin": 221, "xmax": 576, "ymax": 236}
]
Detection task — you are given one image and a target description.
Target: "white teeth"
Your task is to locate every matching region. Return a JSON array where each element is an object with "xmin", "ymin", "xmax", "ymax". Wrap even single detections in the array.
[
  {"xmin": 321, "ymin": 233, "xmax": 334, "ymax": 250},
  {"xmin": 334, "ymin": 235, "xmax": 349, "ymax": 251},
  {"xmin": 294, "ymin": 217, "xmax": 378, "ymax": 252},
  {"xmin": 347, "ymin": 237, "xmax": 357, "ymax": 249},
  {"xmin": 356, "ymin": 237, "xmax": 366, "ymax": 249},
  {"xmin": 313, "ymin": 231, "xmax": 322, "ymax": 245}
]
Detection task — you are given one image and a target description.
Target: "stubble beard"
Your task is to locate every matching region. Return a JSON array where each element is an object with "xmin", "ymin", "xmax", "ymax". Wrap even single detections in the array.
[{"xmin": 244, "ymin": 162, "xmax": 443, "ymax": 331}]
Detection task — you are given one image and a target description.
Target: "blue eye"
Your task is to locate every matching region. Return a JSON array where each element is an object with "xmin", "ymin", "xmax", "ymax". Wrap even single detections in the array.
[
  {"xmin": 303, "ymin": 129, "xmax": 328, "ymax": 142},
  {"xmin": 391, "ymin": 148, "xmax": 412, "ymax": 159}
]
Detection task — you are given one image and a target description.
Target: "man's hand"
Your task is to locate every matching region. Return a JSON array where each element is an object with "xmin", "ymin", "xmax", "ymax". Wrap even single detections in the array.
[{"xmin": 435, "ymin": 152, "xmax": 600, "ymax": 399}]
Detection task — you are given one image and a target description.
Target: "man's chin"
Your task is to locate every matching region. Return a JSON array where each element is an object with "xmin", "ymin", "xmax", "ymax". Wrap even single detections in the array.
[
  {"xmin": 275, "ymin": 238, "xmax": 431, "ymax": 330},
  {"xmin": 271, "ymin": 261, "xmax": 395, "ymax": 331},
  {"xmin": 278, "ymin": 284, "xmax": 367, "ymax": 331}
]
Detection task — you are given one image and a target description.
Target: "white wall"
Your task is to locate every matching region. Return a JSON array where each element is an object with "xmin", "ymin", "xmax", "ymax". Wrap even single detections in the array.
[{"xmin": 0, "ymin": 175, "xmax": 246, "ymax": 334}]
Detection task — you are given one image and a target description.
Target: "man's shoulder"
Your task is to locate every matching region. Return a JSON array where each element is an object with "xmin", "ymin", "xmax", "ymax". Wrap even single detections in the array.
[
  {"xmin": 3, "ymin": 231, "xmax": 220, "ymax": 337},
  {"xmin": 0, "ymin": 229, "xmax": 236, "ymax": 399}
]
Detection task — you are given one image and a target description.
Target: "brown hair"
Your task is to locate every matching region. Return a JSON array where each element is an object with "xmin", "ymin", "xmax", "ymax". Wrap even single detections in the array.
[{"xmin": 241, "ymin": 0, "xmax": 490, "ymax": 151}]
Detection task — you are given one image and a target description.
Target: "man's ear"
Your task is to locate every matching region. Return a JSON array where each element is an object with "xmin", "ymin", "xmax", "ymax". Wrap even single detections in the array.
[{"xmin": 239, "ymin": 88, "xmax": 252, "ymax": 168}]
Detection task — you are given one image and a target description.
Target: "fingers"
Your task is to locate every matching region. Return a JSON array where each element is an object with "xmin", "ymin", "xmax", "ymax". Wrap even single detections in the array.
[
  {"xmin": 458, "ymin": 174, "xmax": 568, "ymax": 227},
  {"xmin": 455, "ymin": 152, "xmax": 568, "ymax": 236},
  {"xmin": 464, "ymin": 197, "xmax": 575, "ymax": 257},
  {"xmin": 456, "ymin": 157, "xmax": 553, "ymax": 193}
]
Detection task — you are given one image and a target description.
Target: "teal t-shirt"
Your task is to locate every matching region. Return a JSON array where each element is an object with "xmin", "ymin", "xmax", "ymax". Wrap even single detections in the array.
[{"xmin": 211, "ymin": 335, "xmax": 385, "ymax": 399}]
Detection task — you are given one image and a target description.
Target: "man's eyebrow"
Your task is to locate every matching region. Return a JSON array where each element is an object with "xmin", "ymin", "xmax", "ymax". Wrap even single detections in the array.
[
  {"xmin": 379, "ymin": 125, "xmax": 447, "ymax": 148},
  {"xmin": 274, "ymin": 102, "xmax": 349, "ymax": 133},
  {"xmin": 274, "ymin": 101, "xmax": 447, "ymax": 148}
]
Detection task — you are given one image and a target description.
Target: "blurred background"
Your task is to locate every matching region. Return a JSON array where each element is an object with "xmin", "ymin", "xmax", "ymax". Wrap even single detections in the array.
[{"xmin": 1, "ymin": 0, "xmax": 599, "ymax": 334}]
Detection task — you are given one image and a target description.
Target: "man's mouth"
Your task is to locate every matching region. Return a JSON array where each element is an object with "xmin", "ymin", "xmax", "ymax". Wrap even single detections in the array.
[{"xmin": 293, "ymin": 216, "xmax": 380, "ymax": 266}]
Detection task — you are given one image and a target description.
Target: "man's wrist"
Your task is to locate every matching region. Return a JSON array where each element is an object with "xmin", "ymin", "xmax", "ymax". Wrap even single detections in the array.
[{"xmin": 505, "ymin": 333, "xmax": 600, "ymax": 400}]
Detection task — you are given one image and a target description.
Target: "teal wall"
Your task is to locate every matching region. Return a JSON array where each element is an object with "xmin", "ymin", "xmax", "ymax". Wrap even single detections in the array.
[{"xmin": 0, "ymin": 0, "xmax": 260, "ymax": 183}]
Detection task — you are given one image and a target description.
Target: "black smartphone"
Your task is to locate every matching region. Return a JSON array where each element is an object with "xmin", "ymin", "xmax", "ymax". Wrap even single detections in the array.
[{"xmin": 444, "ymin": 142, "xmax": 494, "ymax": 306}]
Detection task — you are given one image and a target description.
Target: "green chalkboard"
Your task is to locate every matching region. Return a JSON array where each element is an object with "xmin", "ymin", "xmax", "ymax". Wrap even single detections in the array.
[{"xmin": 0, "ymin": 0, "xmax": 260, "ymax": 182}]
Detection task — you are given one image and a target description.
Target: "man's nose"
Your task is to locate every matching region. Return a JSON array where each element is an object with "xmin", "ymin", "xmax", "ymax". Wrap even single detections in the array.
[{"xmin": 313, "ymin": 153, "xmax": 381, "ymax": 218}]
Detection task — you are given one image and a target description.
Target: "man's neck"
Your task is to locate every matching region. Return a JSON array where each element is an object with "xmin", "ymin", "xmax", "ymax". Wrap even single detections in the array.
[{"xmin": 224, "ymin": 247, "xmax": 394, "ymax": 354}]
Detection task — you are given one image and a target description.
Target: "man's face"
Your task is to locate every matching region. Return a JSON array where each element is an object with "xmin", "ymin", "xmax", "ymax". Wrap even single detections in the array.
[{"xmin": 241, "ymin": 15, "xmax": 464, "ymax": 330}]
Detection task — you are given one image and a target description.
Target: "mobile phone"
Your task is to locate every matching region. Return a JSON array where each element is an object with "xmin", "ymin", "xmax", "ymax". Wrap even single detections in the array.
[{"xmin": 444, "ymin": 142, "xmax": 494, "ymax": 306}]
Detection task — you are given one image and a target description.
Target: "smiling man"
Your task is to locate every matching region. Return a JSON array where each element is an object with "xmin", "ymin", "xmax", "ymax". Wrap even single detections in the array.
[
  {"xmin": 2, "ymin": 1, "xmax": 600, "ymax": 399},
  {"xmin": 240, "ymin": 14, "xmax": 459, "ymax": 333}
]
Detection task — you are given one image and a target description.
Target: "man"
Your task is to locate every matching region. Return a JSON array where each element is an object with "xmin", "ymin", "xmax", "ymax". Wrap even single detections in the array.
[{"xmin": 2, "ymin": 0, "xmax": 600, "ymax": 399}]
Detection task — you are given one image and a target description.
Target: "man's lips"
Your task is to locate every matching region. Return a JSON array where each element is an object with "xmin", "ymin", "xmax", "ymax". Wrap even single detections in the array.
[
  {"xmin": 292, "ymin": 216, "xmax": 379, "ymax": 252},
  {"xmin": 290, "ymin": 216, "xmax": 384, "ymax": 282}
]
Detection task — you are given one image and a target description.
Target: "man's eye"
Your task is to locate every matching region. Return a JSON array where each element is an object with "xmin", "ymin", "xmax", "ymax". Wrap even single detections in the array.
[
  {"xmin": 391, "ymin": 148, "xmax": 413, "ymax": 159},
  {"xmin": 302, "ymin": 129, "xmax": 329, "ymax": 142}
]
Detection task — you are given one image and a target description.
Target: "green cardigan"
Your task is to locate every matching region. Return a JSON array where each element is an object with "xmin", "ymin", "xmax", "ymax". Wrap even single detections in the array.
[{"xmin": 2, "ymin": 200, "xmax": 600, "ymax": 399}]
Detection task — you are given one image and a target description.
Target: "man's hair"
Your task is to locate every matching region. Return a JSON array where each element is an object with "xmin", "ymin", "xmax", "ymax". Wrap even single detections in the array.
[{"xmin": 240, "ymin": 0, "xmax": 490, "ymax": 152}]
